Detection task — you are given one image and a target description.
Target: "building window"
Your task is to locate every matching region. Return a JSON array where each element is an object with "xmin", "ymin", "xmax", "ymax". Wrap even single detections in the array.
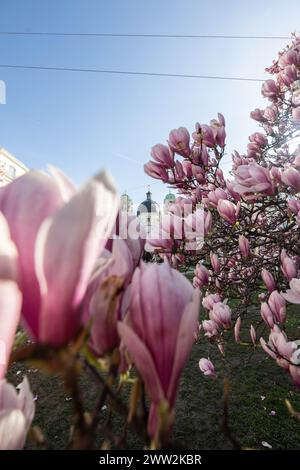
[{"xmin": 6, "ymin": 165, "xmax": 16, "ymax": 179}]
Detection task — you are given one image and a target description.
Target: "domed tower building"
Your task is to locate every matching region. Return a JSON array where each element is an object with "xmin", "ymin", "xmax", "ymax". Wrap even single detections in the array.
[
  {"xmin": 163, "ymin": 191, "xmax": 176, "ymax": 214},
  {"xmin": 137, "ymin": 187, "xmax": 161, "ymax": 237},
  {"xmin": 120, "ymin": 192, "xmax": 133, "ymax": 214}
]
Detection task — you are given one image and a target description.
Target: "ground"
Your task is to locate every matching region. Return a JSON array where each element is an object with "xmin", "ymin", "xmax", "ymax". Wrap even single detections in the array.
[{"xmin": 8, "ymin": 305, "xmax": 300, "ymax": 450}]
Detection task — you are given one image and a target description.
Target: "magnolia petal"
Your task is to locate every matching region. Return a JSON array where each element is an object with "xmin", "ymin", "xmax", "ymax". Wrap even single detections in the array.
[
  {"xmin": 0, "ymin": 171, "xmax": 65, "ymax": 337},
  {"xmin": 281, "ymin": 290, "xmax": 300, "ymax": 304},
  {"xmin": 0, "ymin": 409, "xmax": 26, "ymax": 450},
  {"xmin": 17, "ymin": 377, "xmax": 35, "ymax": 432},
  {"xmin": 48, "ymin": 165, "xmax": 77, "ymax": 202},
  {"xmin": 35, "ymin": 171, "xmax": 118, "ymax": 346},
  {"xmin": 167, "ymin": 290, "xmax": 200, "ymax": 404},
  {"xmin": 0, "ymin": 282, "xmax": 22, "ymax": 379},
  {"xmin": 118, "ymin": 322, "xmax": 164, "ymax": 403}
]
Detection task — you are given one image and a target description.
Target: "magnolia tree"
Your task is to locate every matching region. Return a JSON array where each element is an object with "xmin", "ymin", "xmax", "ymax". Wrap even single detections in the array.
[
  {"xmin": 1, "ymin": 35, "xmax": 300, "ymax": 451},
  {"xmin": 144, "ymin": 35, "xmax": 300, "ymax": 390}
]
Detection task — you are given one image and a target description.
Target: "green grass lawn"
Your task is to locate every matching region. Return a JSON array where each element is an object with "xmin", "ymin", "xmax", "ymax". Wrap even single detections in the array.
[{"xmin": 8, "ymin": 305, "xmax": 300, "ymax": 450}]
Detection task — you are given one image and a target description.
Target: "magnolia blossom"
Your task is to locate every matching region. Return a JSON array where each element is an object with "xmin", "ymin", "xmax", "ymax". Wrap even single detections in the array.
[
  {"xmin": 0, "ymin": 213, "xmax": 22, "ymax": 379},
  {"xmin": 281, "ymin": 250, "xmax": 298, "ymax": 281},
  {"xmin": 199, "ymin": 358, "xmax": 216, "ymax": 378},
  {"xmin": 238, "ymin": 235, "xmax": 250, "ymax": 258},
  {"xmin": 202, "ymin": 293, "xmax": 221, "ymax": 311},
  {"xmin": 193, "ymin": 263, "xmax": 209, "ymax": 288},
  {"xmin": 261, "ymin": 269, "xmax": 276, "ymax": 293},
  {"xmin": 281, "ymin": 167, "xmax": 300, "ymax": 191},
  {"xmin": 83, "ymin": 238, "xmax": 136, "ymax": 357},
  {"xmin": 118, "ymin": 261, "xmax": 200, "ymax": 439},
  {"xmin": 292, "ymin": 107, "xmax": 300, "ymax": 123},
  {"xmin": 150, "ymin": 144, "xmax": 175, "ymax": 168},
  {"xmin": 232, "ymin": 163, "xmax": 274, "ymax": 196},
  {"xmin": 168, "ymin": 127, "xmax": 190, "ymax": 157},
  {"xmin": 144, "ymin": 161, "xmax": 169, "ymax": 182},
  {"xmin": 282, "ymin": 278, "xmax": 300, "ymax": 304},
  {"xmin": 0, "ymin": 168, "xmax": 119, "ymax": 347},
  {"xmin": 0, "ymin": 377, "xmax": 35, "ymax": 449},
  {"xmin": 202, "ymin": 319, "xmax": 219, "ymax": 338},
  {"xmin": 260, "ymin": 326, "xmax": 295, "ymax": 370},
  {"xmin": 209, "ymin": 302, "xmax": 232, "ymax": 329},
  {"xmin": 250, "ymin": 325, "xmax": 256, "ymax": 345},
  {"xmin": 234, "ymin": 317, "xmax": 242, "ymax": 343},
  {"xmin": 217, "ymin": 200, "xmax": 238, "ymax": 225},
  {"xmin": 261, "ymin": 303, "xmax": 275, "ymax": 328},
  {"xmin": 260, "ymin": 326, "xmax": 300, "ymax": 390},
  {"xmin": 268, "ymin": 291, "xmax": 286, "ymax": 324}
]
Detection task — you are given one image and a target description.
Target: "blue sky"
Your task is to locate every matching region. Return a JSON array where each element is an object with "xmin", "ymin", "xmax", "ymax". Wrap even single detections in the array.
[{"xmin": 0, "ymin": 0, "xmax": 299, "ymax": 207}]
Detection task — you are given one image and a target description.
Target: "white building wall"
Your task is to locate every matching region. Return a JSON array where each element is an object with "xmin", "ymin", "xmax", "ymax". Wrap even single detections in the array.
[{"xmin": 0, "ymin": 148, "xmax": 29, "ymax": 187}]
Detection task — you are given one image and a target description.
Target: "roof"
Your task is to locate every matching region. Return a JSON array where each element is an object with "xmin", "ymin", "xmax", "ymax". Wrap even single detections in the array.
[
  {"xmin": 0, "ymin": 147, "xmax": 29, "ymax": 171},
  {"xmin": 137, "ymin": 190, "xmax": 160, "ymax": 215},
  {"xmin": 164, "ymin": 192, "xmax": 175, "ymax": 202}
]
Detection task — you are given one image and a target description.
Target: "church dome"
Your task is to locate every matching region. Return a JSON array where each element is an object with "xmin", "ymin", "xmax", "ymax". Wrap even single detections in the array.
[
  {"xmin": 137, "ymin": 190, "xmax": 160, "ymax": 216},
  {"xmin": 164, "ymin": 192, "xmax": 175, "ymax": 203}
]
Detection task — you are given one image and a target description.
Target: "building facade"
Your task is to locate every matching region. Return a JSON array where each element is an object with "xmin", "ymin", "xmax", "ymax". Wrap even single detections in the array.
[
  {"xmin": 120, "ymin": 192, "xmax": 134, "ymax": 214},
  {"xmin": 163, "ymin": 191, "xmax": 176, "ymax": 214},
  {"xmin": 0, "ymin": 147, "xmax": 29, "ymax": 187},
  {"xmin": 137, "ymin": 188, "xmax": 160, "ymax": 237}
]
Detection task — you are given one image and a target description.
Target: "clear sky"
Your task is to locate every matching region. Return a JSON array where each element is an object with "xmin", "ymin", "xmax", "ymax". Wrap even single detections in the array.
[{"xmin": 0, "ymin": 0, "xmax": 299, "ymax": 207}]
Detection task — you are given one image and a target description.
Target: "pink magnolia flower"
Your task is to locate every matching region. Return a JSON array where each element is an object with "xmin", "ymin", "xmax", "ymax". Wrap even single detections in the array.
[
  {"xmin": 168, "ymin": 127, "xmax": 190, "ymax": 157},
  {"xmin": 261, "ymin": 303, "xmax": 275, "ymax": 328},
  {"xmin": 226, "ymin": 181, "xmax": 241, "ymax": 202},
  {"xmin": 264, "ymin": 105, "xmax": 278, "ymax": 122},
  {"xmin": 260, "ymin": 326, "xmax": 296, "ymax": 370},
  {"xmin": 210, "ymin": 114, "xmax": 226, "ymax": 147},
  {"xmin": 83, "ymin": 238, "xmax": 134, "ymax": 357},
  {"xmin": 261, "ymin": 79, "xmax": 279, "ymax": 101},
  {"xmin": 279, "ymin": 65, "xmax": 298, "ymax": 86},
  {"xmin": 193, "ymin": 263, "xmax": 209, "ymax": 288},
  {"xmin": 238, "ymin": 235, "xmax": 250, "ymax": 258},
  {"xmin": 270, "ymin": 166, "xmax": 282, "ymax": 184},
  {"xmin": 209, "ymin": 302, "xmax": 232, "ymax": 329},
  {"xmin": 150, "ymin": 144, "xmax": 175, "ymax": 168},
  {"xmin": 199, "ymin": 358, "xmax": 216, "ymax": 378},
  {"xmin": 217, "ymin": 200, "xmax": 238, "ymax": 225},
  {"xmin": 234, "ymin": 317, "xmax": 242, "ymax": 343},
  {"xmin": 0, "ymin": 377, "xmax": 35, "ymax": 449},
  {"xmin": 205, "ymin": 188, "xmax": 228, "ymax": 208},
  {"xmin": 281, "ymin": 250, "xmax": 298, "ymax": 280},
  {"xmin": 193, "ymin": 123, "xmax": 216, "ymax": 148},
  {"xmin": 204, "ymin": 210, "xmax": 213, "ymax": 235},
  {"xmin": 261, "ymin": 269, "xmax": 276, "ymax": 293},
  {"xmin": 182, "ymin": 160, "xmax": 193, "ymax": 179},
  {"xmin": 233, "ymin": 163, "xmax": 274, "ymax": 196},
  {"xmin": 250, "ymin": 325, "xmax": 256, "ymax": 345},
  {"xmin": 144, "ymin": 161, "xmax": 169, "ymax": 182},
  {"xmin": 268, "ymin": 291, "xmax": 286, "ymax": 324},
  {"xmin": 118, "ymin": 262, "xmax": 200, "ymax": 439},
  {"xmin": 278, "ymin": 49, "xmax": 300, "ymax": 68},
  {"xmin": 292, "ymin": 107, "xmax": 300, "ymax": 123},
  {"xmin": 0, "ymin": 213, "xmax": 22, "ymax": 379},
  {"xmin": 250, "ymin": 108, "xmax": 266, "ymax": 122},
  {"xmin": 174, "ymin": 160, "xmax": 185, "ymax": 180},
  {"xmin": 249, "ymin": 132, "xmax": 268, "ymax": 147},
  {"xmin": 210, "ymin": 252, "xmax": 220, "ymax": 273},
  {"xmin": 282, "ymin": 278, "xmax": 300, "ymax": 304},
  {"xmin": 0, "ymin": 168, "xmax": 119, "ymax": 347},
  {"xmin": 202, "ymin": 319, "xmax": 219, "ymax": 338},
  {"xmin": 281, "ymin": 167, "xmax": 300, "ymax": 191},
  {"xmin": 202, "ymin": 293, "xmax": 221, "ymax": 311}
]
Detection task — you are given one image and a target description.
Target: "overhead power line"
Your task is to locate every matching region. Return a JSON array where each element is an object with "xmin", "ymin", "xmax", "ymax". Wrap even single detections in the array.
[
  {"xmin": 0, "ymin": 64, "xmax": 264, "ymax": 82},
  {"xmin": 0, "ymin": 31, "xmax": 291, "ymax": 40}
]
